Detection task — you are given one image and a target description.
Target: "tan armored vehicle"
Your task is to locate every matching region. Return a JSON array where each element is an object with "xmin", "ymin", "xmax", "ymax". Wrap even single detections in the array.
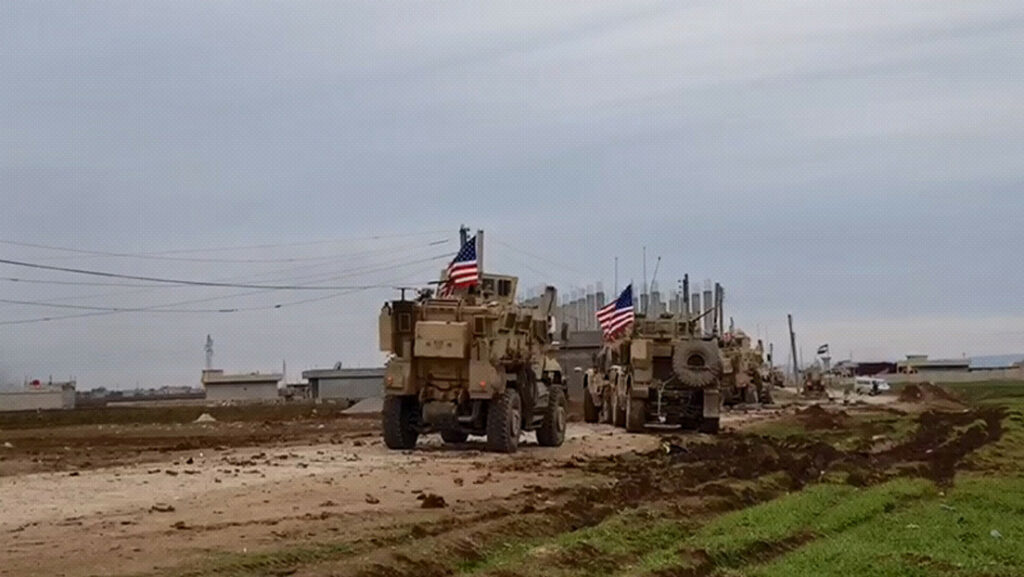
[
  {"xmin": 719, "ymin": 330, "xmax": 774, "ymax": 405},
  {"xmin": 582, "ymin": 314, "xmax": 722, "ymax": 434},
  {"xmin": 379, "ymin": 244, "xmax": 565, "ymax": 453}
]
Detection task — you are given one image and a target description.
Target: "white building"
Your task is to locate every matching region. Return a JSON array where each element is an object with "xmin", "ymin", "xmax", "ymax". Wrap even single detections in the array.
[
  {"xmin": 0, "ymin": 381, "xmax": 76, "ymax": 412},
  {"xmin": 201, "ymin": 370, "xmax": 281, "ymax": 403}
]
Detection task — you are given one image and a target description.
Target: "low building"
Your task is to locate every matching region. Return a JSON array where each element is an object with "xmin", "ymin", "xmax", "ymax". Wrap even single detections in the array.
[
  {"xmin": 897, "ymin": 355, "xmax": 971, "ymax": 374},
  {"xmin": 302, "ymin": 366, "xmax": 384, "ymax": 402},
  {"xmin": 201, "ymin": 370, "xmax": 281, "ymax": 402},
  {"xmin": 0, "ymin": 380, "xmax": 76, "ymax": 412}
]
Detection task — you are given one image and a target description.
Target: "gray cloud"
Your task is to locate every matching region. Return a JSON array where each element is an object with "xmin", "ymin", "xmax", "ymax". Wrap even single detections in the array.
[{"xmin": 2, "ymin": 1, "xmax": 1022, "ymax": 387}]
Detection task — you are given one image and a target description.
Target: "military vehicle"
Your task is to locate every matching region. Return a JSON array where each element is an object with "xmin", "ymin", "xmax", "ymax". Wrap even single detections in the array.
[
  {"xmin": 719, "ymin": 330, "xmax": 774, "ymax": 405},
  {"xmin": 379, "ymin": 232, "xmax": 566, "ymax": 453},
  {"xmin": 801, "ymin": 365, "xmax": 829, "ymax": 399},
  {"xmin": 582, "ymin": 314, "xmax": 723, "ymax": 434}
]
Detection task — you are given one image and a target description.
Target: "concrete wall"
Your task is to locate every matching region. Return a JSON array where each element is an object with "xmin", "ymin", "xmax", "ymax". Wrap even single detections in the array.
[
  {"xmin": 205, "ymin": 383, "xmax": 279, "ymax": 403},
  {"xmin": 313, "ymin": 376, "xmax": 382, "ymax": 401},
  {"xmin": 0, "ymin": 390, "xmax": 69, "ymax": 412},
  {"xmin": 885, "ymin": 367, "xmax": 1024, "ymax": 384}
]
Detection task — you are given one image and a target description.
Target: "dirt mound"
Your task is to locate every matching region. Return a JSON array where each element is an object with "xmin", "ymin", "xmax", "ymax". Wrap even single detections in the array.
[
  {"xmin": 343, "ymin": 397, "xmax": 384, "ymax": 414},
  {"xmin": 796, "ymin": 405, "xmax": 850, "ymax": 430},
  {"xmin": 898, "ymin": 383, "xmax": 963, "ymax": 405}
]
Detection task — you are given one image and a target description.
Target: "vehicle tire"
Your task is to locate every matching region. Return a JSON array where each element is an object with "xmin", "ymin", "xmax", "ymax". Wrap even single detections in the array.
[
  {"xmin": 760, "ymin": 384, "xmax": 774, "ymax": 405},
  {"xmin": 612, "ymin": 391, "xmax": 626, "ymax": 428},
  {"xmin": 382, "ymin": 395, "xmax": 419, "ymax": 450},
  {"xmin": 673, "ymin": 340, "xmax": 723, "ymax": 388},
  {"xmin": 440, "ymin": 429, "xmax": 468, "ymax": 444},
  {"xmin": 536, "ymin": 385, "xmax": 566, "ymax": 447},
  {"xmin": 583, "ymin": 377, "xmax": 599, "ymax": 424},
  {"xmin": 599, "ymin": 388, "xmax": 613, "ymax": 424},
  {"xmin": 625, "ymin": 394, "xmax": 646, "ymax": 433},
  {"xmin": 743, "ymin": 385, "xmax": 759, "ymax": 405},
  {"xmin": 486, "ymin": 389, "xmax": 522, "ymax": 453},
  {"xmin": 698, "ymin": 417, "xmax": 720, "ymax": 435}
]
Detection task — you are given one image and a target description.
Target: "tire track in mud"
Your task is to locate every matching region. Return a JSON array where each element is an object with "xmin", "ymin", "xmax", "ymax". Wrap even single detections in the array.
[{"xmin": 305, "ymin": 407, "xmax": 1005, "ymax": 577}]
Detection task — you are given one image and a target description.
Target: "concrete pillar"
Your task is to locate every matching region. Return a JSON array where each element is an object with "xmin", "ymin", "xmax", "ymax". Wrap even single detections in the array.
[
  {"xmin": 703, "ymin": 289, "xmax": 714, "ymax": 335},
  {"xmin": 692, "ymin": 293, "xmax": 702, "ymax": 335}
]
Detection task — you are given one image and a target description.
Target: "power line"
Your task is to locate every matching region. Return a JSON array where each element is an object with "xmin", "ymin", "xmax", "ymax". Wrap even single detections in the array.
[
  {"xmin": 0, "ymin": 298, "xmax": 246, "ymax": 313},
  {"xmin": 4, "ymin": 238, "xmax": 451, "ymax": 304},
  {"xmin": 489, "ymin": 235, "xmax": 591, "ymax": 277},
  {"xmin": 0, "ymin": 230, "xmax": 451, "ymax": 261},
  {"xmin": 0, "ymin": 277, "xmax": 170, "ymax": 288},
  {"xmin": 0, "ymin": 254, "xmax": 451, "ymax": 290},
  {"xmin": 0, "ymin": 260, "xmax": 443, "ymax": 326},
  {"xmin": 0, "ymin": 237, "xmax": 449, "ymax": 264}
]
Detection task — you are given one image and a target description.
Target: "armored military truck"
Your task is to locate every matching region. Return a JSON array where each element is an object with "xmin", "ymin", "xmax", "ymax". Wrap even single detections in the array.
[
  {"xmin": 582, "ymin": 314, "xmax": 722, "ymax": 434},
  {"xmin": 379, "ymin": 258, "xmax": 566, "ymax": 453},
  {"xmin": 719, "ymin": 330, "xmax": 774, "ymax": 405}
]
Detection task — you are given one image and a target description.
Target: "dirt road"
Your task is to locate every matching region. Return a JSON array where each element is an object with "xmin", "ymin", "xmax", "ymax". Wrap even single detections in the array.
[
  {"xmin": 0, "ymin": 395, "xmax": 925, "ymax": 577},
  {"xmin": 1, "ymin": 418, "xmax": 664, "ymax": 577}
]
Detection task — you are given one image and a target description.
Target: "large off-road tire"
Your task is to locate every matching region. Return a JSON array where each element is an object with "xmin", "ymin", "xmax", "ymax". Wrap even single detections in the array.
[
  {"xmin": 673, "ymin": 340, "xmax": 723, "ymax": 388},
  {"xmin": 698, "ymin": 417, "xmax": 720, "ymax": 435},
  {"xmin": 486, "ymin": 389, "xmax": 522, "ymax": 453},
  {"xmin": 599, "ymin": 388, "xmax": 613, "ymax": 424},
  {"xmin": 612, "ymin": 391, "xmax": 626, "ymax": 428},
  {"xmin": 440, "ymin": 429, "xmax": 469, "ymax": 444},
  {"xmin": 536, "ymin": 385, "xmax": 567, "ymax": 447},
  {"xmin": 759, "ymin": 384, "xmax": 774, "ymax": 405},
  {"xmin": 743, "ymin": 385, "xmax": 759, "ymax": 405},
  {"xmin": 625, "ymin": 394, "xmax": 646, "ymax": 433},
  {"xmin": 383, "ymin": 395, "xmax": 420, "ymax": 450},
  {"xmin": 583, "ymin": 377, "xmax": 599, "ymax": 424}
]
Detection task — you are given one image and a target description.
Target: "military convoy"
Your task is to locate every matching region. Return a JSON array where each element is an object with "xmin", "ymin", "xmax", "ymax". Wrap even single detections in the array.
[
  {"xmin": 719, "ymin": 330, "xmax": 774, "ymax": 406},
  {"xmin": 581, "ymin": 316, "xmax": 723, "ymax": 434},
  {"xmin": 379, "ymin": 234, "xmax": 565, "ymax": 453},
  {"xmin": 379, "ymin": 229, "xmax": 782, "ymax": 449}
]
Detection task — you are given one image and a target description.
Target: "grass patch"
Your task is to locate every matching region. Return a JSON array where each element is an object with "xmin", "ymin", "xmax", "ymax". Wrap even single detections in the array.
[
  {"xmin": 746, "ymin": 476, "xmax": 1024, "ymax": 577},
  {"xmin": 456, "ymin": 508, "xmax": 693, "ymax": 576},
  {"xmin": 682, "ymin": 479, "xmax": 935, "ymax": 567},
  {"xmin": 941, "ymin": 381, "xmax": 1024, "ymax": 407}
]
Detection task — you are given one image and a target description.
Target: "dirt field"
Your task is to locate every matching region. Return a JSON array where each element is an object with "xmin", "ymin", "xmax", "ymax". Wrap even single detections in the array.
[{"xmin": 1, "ymin": 386, "xmax": 1020, "ymax": 577}]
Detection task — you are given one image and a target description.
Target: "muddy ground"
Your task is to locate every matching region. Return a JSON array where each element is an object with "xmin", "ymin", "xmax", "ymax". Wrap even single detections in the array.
[{"xmin": 0, "ymin": 391, "xmax": 994, "ymax": 577}]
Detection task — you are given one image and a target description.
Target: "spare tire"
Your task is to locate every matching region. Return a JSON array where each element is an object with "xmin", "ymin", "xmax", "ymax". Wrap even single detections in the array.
[{"xmin": 672, "ymin": 340, "xmax": 723, "ymax": 388}]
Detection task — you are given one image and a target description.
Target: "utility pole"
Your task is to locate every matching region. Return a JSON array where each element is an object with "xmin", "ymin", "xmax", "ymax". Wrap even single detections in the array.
[
  {"xmin": 204, "ymin": 335, "xmax": 214, "ymax": 370},
  {"xmin": 788, "ymin": 314, "xmax": 799, "ymax": 383}
]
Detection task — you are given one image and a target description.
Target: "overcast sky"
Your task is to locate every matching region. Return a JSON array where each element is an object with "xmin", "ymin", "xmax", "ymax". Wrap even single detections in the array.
[{"xmin": 2, "ymin": 1, "xmax": 1022, "ymax": 388}]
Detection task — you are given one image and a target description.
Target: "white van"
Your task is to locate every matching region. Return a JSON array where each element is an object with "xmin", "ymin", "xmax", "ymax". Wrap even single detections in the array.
[{"xmin": 854, "ymin": 377, "xmax": 891, "ymax": 396}]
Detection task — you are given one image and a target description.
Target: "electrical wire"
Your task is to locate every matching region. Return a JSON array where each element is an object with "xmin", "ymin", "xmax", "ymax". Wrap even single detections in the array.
[
  {"xmin": 4, "ymin": 238, "xmax": 450, "ymax": 304},
  {"xmin": 489, "ymin": 235, "xmax": 591, "ymax": 277},
  {"xmin": 0, "ymin": 260, "xmax": 444, "ymax": 326},
  {"xmin": 0, "ymin": 254, "xmax": 451, "ymax": 290},
  {"xmin": 0, "ymin": 230, "xmax": 451, "ymax": 261}
]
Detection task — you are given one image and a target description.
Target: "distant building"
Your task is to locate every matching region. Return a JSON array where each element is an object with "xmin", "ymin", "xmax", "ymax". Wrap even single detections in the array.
[
  {"xmin": 897, "ymin": 355, "xmax": 971, "ymax": 374},
  {"xmin": 0, "ymin": 380, "xmax": 76, "ymax": 412},
  {"xmin": 832, "ymin": 361, "xmax": 898, "ymax": 377},
  {"xmin": 201, "ymin": 370, "xmax": 281, "ymax": 402},
  {"xmin": 302, "ymin": 367, "xmax": 384, "ymax": 402}
]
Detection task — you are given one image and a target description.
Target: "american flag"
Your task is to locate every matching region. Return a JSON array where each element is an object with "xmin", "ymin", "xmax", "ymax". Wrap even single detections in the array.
[
  {"xmin": 596, "ymin": 285, "xmax": 635, "ymax": 339},
  {"xmin": 438, "ymin": 236, "xmax": 479, "ymax": 297}
]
